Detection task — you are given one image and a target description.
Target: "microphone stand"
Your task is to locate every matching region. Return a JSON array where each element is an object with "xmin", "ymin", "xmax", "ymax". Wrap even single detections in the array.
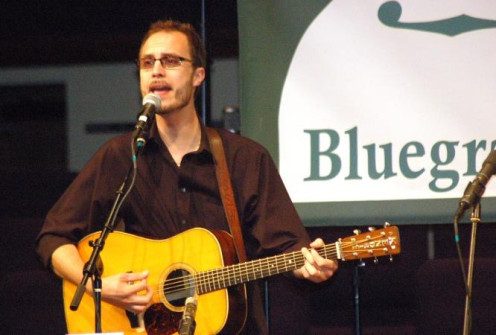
[
  {"xmin": 69, "ymin": 138, "xmax": 146, "ymax": 333},
  {"xmin": 353, "ymin": 260, "xmax": 365, "ymax": 335},
  {"xmin": 93, "ymin": 270, "xmax": 103, "ymax": 333},
  {"xmin": 462, "ymin": 202, "xmax": 480, "ymax": 335}
]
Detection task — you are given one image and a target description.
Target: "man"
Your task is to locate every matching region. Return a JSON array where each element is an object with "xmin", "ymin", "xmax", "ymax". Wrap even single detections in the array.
[{"xmin": 36, "ymin": 20, "xmax": 337, "ymax": 334}]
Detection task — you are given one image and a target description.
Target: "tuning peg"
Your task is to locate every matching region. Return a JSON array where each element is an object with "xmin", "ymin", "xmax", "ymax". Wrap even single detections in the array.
[
  {"xmin": 353, "ymin": 229, "xmax": 361, "ymax": 235},
  {"xmin": 384, "ymin": 222, "xmax": 391, "ymax": 227},
  {"xmin": 368, "ymin": 227, "xmax": 376, "ymax": 232},
  {"xmin": 389, "ymin": 255, "xmax": 394, "ymax": 263},
  {"xmin": 373, "ymin": 257, "xmax": 379, "ymax": 264}
]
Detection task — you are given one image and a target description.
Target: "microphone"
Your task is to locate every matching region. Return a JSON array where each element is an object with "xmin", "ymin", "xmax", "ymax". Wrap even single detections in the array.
[
  {"xmin": 455, "ymin": 150, "xmax": 496, "ymax": 220},
  {"xmin": 178, "ymin": 297, "xmax": 198, "ymax": 335},
  {"xmin": 132, "ymin": 93, "xmax": 161, "ymax": 145}
]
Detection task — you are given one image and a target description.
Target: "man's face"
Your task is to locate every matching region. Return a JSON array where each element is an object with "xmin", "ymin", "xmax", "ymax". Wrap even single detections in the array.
[{"xmin": 139, "ymin": 31, "xmax": 204, "ymax": 114}]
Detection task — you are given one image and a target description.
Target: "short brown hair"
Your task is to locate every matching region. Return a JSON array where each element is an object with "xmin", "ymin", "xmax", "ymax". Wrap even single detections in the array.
[{"xmin": 139, "ymin": 20, "xmax": 206, "ymax": 68}]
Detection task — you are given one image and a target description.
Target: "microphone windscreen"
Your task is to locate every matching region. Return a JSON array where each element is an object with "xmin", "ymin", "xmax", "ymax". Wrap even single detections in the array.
[{"xmin": 142, "ymin": 93, "xmax": 161, "ymax": 108}]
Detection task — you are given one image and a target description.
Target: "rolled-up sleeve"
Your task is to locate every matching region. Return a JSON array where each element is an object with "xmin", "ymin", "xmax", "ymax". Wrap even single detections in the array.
[{"xmin": 36, "ymin": 139, "xmax": 126, "ymax": 269}]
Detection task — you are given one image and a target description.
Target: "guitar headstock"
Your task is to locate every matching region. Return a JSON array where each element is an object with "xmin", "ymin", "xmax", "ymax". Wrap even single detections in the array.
[{"xmin": 338, "ymin": 224, "xmax": 401, "ymax": 263}]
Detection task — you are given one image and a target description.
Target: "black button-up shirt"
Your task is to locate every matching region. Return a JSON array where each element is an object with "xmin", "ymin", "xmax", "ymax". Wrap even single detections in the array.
[{"xmin": 37, "ymin": 124, "xmax": 311, "ymax": 334}]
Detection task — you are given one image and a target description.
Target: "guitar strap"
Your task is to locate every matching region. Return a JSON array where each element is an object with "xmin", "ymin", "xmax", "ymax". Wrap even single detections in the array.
[{"xmin": 205, "ymin": 127, "xmax": 248, "ymax": 263}]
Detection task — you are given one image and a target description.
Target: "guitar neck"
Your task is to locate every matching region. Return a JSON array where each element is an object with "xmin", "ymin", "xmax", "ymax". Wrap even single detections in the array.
[
  {"xmin": 195, "ymin": 242, "xmax": 340, "ymax": 294},
  {"xmin": 194, "ymin": 225, "xmax": 401, "ymax": 295}
]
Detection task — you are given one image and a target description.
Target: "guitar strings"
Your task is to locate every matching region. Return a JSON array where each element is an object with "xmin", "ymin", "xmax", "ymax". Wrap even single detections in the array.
[
  {"xmin": 156, "ymin": 237, "xmax": 393, "ymax": 297},
  {"xmin": 151, "ymin": 244, "xmax": 337, "ymax": 297},
  {"xmin": 150, "ymin": 234, "xmax": 395, "ymax": 297},
  {"xmin": 158, "ymin": 238, "xmax": 394, "ymax": 297}
]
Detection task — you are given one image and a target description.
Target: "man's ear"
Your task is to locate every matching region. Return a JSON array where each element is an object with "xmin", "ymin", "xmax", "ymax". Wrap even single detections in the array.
[{"xmin": 193, "ymin": 67, "xmax": 206, "ymax": 87}]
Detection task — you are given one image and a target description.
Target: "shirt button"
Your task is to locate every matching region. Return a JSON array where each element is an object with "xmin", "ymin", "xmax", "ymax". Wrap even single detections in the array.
[
  {"xmin": 180, "ymin": 187, "xmax": 187, "ymax": 193},
  {"xmin": 181, "ymin": 219, "xmax": 187, "ymax": 225}
]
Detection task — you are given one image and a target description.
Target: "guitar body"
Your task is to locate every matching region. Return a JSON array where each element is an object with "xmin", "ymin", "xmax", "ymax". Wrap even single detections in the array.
[{"xmin": 64, "ymin": 228, "xmax": 247, "ymax": 335}]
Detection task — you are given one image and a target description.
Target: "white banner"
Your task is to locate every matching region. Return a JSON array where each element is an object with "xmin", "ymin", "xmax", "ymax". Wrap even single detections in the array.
[{"xmin": 279, "ymin": 0, "xmax": 496, "ymax": 203}]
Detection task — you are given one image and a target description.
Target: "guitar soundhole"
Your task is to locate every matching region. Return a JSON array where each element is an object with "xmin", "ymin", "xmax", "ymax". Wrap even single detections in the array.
[{"xmin": 164, "ymin": 269, "xmax": 195, "ymax": 307}]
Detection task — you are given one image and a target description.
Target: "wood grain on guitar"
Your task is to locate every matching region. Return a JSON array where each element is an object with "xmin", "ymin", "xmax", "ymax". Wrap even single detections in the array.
[{"xmin": 64, "ymin": 224, "xmax": 400, "ymax": 335}]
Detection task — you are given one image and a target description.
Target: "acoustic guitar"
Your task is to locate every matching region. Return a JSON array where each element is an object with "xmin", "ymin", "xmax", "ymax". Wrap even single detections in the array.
[{"xmin": 64, "ymin": 225, "xmax": 401, "ymax": 335}]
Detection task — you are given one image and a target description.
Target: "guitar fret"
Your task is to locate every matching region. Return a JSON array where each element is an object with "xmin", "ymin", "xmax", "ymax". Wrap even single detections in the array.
[
  {"xmin": 213, "ymin": 269, "xmax": 219, "ymax": 291},
  {"xmin": 216, "ymin": 269, "xmax": 222, "ymax": 290},
  {"xmin": 251, "ymin": 262, "xmax": 256, "ymax": 281},
  {"xmin": 253, "ymin": 260, "xmax": 260, "ymax": 280},
  {"xmin": 227, "ymin": 265, "xmax": 233, "ymax": 287},
  {"xmin": 242, "ymin": 262, "xmax": 247, "ymax": 282},
  {"xmin": 231, "ymin": 264, "xmax": 236, "ymax": 284},
  {"xmin": 232, "ymin": 264, "xmax": 238, "ymax": 285},
  {"xmin": 203, "ymin": 270, "xmax": 209, "ymax": 293},
  {"xmin": 217, "ymin": 268, "xmax": 223, "ymax": 289},
  {"xmin": 241, "ymin": 263, "xmax": 246, "ymax": 282},
  {"xmin": 197, "ymin": 273, "xmax": 204, "ymax": 295},
  {"xmin": 233, "ymin": 264, "xmax": 238, "ymax": 284},
  {"xmin": 221, "ymin": 269, "xmax": 226, "ymax": 289},
  {"xmin": 203, "ymin": 270, "xmax": 210, "ymax": 293},
  {"xmin": 235, "ymin": 263, "xmax": 241, "ymax": 283},
  {"xmin": 236, "ymin": 263, "xmax": 242, "ymax": 284},
  {"xmin": 244, "ymin": 262, "xmax": 249, "ymax": 282},
  {"xmin": 293, "ymin": 251, "xmax": 299, "ymax": 269},
  {"xmin": 217, "ymin": 268, "xmax": 223, "ymax": 290},
  {"xmin": 224, "ymin": 267, "xmax": 230, "ymax": 287},
  {"xmin": 207, "ymin": 269, "xmax": 214, "ymax": 292},
  {"xmin": 202, "ymin": 273, "xmax": 208, "ymax": 293},
  {"xmin": 259, "ymin": 259, "xmax": 264, "ymax": 278},
  {"xmin": 247, "ymin": 261, "xmax": 254, "ymax": 281},
  {"xmin": 215, "ymin": 269, "xmax": 220, "ymax": 289},
  {"xmin": 283, "ymin": 253, "xmax": 288, "ymax": 272}
]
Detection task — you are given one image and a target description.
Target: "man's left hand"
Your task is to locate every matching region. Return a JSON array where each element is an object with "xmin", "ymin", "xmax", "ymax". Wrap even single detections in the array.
[{"xmin": 293, "ymin": 238, "xmax": 338, "ymax": 283}]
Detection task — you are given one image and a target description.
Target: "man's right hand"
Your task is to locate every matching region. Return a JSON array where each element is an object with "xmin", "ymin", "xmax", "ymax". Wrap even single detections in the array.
[
  {"xmin": 51, "ymin": 244, "xmax": 153, "ymax": 314},
  {"xmin": 100, "ymin": 271, "xmax": 153, "ymax": 313}
]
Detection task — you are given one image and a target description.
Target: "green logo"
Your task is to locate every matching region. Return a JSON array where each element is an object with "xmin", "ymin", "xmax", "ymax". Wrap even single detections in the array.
[{"xmin": 378, "ymin": 1, "xmax": 496, "ymax": 36}]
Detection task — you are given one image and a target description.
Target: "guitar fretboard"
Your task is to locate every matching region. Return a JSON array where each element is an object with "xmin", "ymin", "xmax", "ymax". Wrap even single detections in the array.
[{"xmin": 194, "ymin": 242, "xmax": 339, "ymax": 294}]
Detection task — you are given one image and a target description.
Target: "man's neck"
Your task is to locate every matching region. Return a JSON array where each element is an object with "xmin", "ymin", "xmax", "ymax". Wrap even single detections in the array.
[{"xmin": 155, "ymin": 108, "xmax": 202, "ymax": 166}]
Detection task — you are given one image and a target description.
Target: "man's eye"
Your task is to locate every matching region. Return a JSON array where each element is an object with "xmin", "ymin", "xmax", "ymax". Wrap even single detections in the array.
[
  {"xmin": 142, "ymin": 59, "xmax": 154, "ymax": 67},
  {"xmin": 164, "ymin": 56, "xmax": 178, "ymax": 65}
]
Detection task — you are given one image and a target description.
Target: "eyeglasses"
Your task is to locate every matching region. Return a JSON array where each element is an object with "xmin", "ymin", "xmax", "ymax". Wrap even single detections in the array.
[{"xmin": 137, "ymin": 55, "xmax": 193, "ymax": 70}]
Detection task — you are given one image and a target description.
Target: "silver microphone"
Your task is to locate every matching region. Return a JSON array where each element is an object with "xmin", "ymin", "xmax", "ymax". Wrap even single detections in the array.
[
  {"xmin": 178, "ymin": 297, "xmax": 198, "ymax": 335},
  {"xmin": 133, "ymin": 93, "xmax": 161, "ymax": 145}
]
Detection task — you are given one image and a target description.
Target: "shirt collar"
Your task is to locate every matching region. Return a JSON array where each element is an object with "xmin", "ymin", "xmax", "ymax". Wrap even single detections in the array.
[{"xmin": 146, "ymin": 121, "xmax": 213, "ymax": 156}]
